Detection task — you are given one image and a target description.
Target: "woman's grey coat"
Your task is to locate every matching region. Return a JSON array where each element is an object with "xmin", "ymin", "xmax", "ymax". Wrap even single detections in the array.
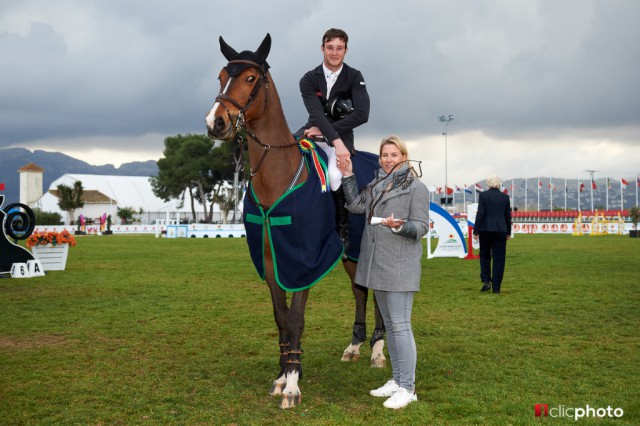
[{"xmin": 342, "ymin": 164, "xmax": 429, "ymax": 292}]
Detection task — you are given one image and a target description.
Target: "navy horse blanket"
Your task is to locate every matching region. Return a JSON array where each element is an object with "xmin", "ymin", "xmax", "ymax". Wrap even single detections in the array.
[
  {"xmin": 243, "ymin": 143, "xmax": 378, "ymax": 292},
  {"xmin": 344, "ymin": 150, "xmax": 379, "ymax": 261}
]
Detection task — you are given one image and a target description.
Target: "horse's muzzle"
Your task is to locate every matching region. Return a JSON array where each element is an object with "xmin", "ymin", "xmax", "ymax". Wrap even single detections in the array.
[{"xmin": 207, "ymin": 116, "xmax": 233, "ymax": 140}]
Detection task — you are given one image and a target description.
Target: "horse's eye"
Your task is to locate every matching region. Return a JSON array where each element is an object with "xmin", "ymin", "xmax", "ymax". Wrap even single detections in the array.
[{"xmin": 247, "ymin": 76, "xmax": 256, "ymax": 83}]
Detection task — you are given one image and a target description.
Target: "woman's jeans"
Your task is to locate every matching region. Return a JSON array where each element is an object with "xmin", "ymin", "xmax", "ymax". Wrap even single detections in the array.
[{"xmin": 374, "ymin": 290, "xmax": 416, "ymax": 392}]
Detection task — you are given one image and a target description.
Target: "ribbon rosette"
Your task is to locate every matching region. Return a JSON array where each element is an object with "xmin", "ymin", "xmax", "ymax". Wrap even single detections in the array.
[{"xmin": 298, "ymin": 138, "xmax": 328, "ymax": 192}]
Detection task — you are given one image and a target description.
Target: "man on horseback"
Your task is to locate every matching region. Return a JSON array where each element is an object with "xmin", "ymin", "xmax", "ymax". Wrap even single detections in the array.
[{"xmin": 296, "ymin": 28, "xmax": 370, "ymax": 256}]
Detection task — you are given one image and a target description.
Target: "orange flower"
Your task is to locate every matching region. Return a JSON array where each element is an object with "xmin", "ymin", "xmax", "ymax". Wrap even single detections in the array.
[{"xmin": 26, "ymin": 231, "xmax": 77, "ymax": 248}]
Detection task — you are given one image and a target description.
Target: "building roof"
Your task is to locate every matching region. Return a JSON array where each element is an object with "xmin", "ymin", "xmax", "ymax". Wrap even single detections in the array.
[
  {"xmin": 48, "ymin": 189, "xmax": 116, "ymax": 204},
  {"xmin": 18, "ymin": 163, "xmax": 45, "ymax": 172},
  {"xmin": 45, "ymin": 174, "xmax": 213, "ymax": 213}
]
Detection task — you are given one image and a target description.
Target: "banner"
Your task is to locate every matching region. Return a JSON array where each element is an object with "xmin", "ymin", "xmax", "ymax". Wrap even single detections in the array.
[{"xmin": 427, "ymin": 202, "xmax": 467, "ymax": 258}]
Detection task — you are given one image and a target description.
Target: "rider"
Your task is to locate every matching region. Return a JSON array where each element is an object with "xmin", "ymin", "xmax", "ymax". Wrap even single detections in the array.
[{"xmin": 295, "ymin": 28, "xmax": 370, "ymax": 257}]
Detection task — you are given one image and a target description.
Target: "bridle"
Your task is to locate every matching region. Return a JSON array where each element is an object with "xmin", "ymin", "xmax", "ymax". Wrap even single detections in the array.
[{"xmin": 214, "ymin": 59, "xmax": 300, "ymax": 209}]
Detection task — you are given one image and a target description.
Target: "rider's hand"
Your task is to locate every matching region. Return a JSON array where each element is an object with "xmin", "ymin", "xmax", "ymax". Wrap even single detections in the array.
[
  {"xmin": 303, "ymin": 127, "xmax": 323, "ymax": 139},
  {"xmin": 333, "ymin": 138, "xmax": 351, "ymax": 171}
]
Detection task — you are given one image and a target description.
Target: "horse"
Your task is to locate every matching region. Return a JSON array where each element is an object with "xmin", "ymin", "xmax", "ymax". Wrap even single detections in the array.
[{"xmin": 205, "ymin": 33, "xmax": 384, "ymax": 408}]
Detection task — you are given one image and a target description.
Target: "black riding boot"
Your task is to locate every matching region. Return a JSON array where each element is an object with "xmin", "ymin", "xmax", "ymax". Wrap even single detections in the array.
[{"xmin": 332, "ymin": 187, "xmax": 350, "ymax": 259}]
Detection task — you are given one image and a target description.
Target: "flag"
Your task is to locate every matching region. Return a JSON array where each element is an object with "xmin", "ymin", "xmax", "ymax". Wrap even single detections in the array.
[
  {"xmin": 436, "ymin": 187, "xmax": 442, "ymax": 194},
  {"xmin": 502, "ymin": 188, "xmax": 509, "ymax": 194},
  {"xmin": 0, "ymin": 182, "xmax": 5, "ymax": 191},
  {"xmin": 445, "ymin": 186, "xmax": 454, "ymax": 195},
  {"xmin": 521, "ymin": 180, "xmax": 527, "ymax": 190},
  {"xmin": 591, "ymin": 180, "xmax": 597, "ymax": 190},
  {"xmin": 475, "ymin": 183, "xmax": 484, "ymax": 192},
  {"xmin": 607, "ymin": 178, "xmax": 612, "ymax": 190},
  {"xmin": 580, "ymin": 183, "xmax": 585, "ymax": 192},
  {"xmin": 637, "ymin": 176, "xmax": 640, "ymax": 187},
  {"xmin": 548, "ymin": 183, "xmax": 556, "ymax": 190},
  {"xmin": 621, "ymin": 178, "xmax": 629, "ymax": 189},
  {"xmin": 464, "ymin": 185, "xmax": 472, "ymax": 194},
  {"xmin": 538, "ymin": 180, "xmax": 542, "ymax": 188}
]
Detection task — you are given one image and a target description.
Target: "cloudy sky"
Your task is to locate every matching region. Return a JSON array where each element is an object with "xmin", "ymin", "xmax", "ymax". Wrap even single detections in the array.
[{"xmin": 1, "ymin": 0, "xmax": 639, "ymax": 189}]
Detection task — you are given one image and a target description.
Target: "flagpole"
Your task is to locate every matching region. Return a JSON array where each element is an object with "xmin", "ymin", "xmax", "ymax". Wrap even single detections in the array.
[
  {"xmin": 549, "ymin": 177, "xmax": 553, "ymax": 211},
  {"xmin": 620, "ymin": 178, "xmax": 624, "ymax": 210},
  {"xmin": 462, "ymin": 185, "xmax": 466, "ymax": 208},
  {"xmin": 578, "ymin": 179, "xmax": 581, "ymax": 211},
  {"xmin": 524, "ymin": 179, "xmax": 528, "ymax": 211},
  {"xmin": 510, "ymin": 179, "xmax": 513, "ymax": 210},
  {"xmin": 591, "ymin": 178, "xmax": 595, "ymax": 211},
  {"xmin": 537, "ymin": 179, "xmax": 540, "ymax": 212},
  {"xmin": 606, "ymin": 178, "xmax": 609, "ymax": 211},
  {"xmin": 564, "ymin": 178, "xmax": 567, "ymax": 210}
]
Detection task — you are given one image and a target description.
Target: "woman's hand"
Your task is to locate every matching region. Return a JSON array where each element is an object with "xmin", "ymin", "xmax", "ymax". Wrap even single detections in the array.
[
  {"xmin": 381, "ymin": 213, "xmax": 405, "ymax": 229},
  {"xmin": 340, "ymin": 157, "xmax": 353, "ymax": 176}
]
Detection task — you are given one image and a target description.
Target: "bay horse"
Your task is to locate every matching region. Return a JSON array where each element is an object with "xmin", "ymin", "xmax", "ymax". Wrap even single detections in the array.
[{"xmin": 205, "ymin": 34, "xmax": 384, "ymax": 409}]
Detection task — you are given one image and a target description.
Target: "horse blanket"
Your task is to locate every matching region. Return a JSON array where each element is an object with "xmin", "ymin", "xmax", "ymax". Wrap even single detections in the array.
[
  {"xmin": 243, "ymin": 147, "xmax": 343, "ymax": 292},
  {"xmin": 345, "ymin": 151, "xmax": 379, "ymax": 261},
  {"xmin": 243, "ymin": 146, "xmax": 379, "ymax": 291}
]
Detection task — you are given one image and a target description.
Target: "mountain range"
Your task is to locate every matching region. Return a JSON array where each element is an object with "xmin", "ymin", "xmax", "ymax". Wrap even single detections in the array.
[
  {"xmin": 1, "ymin": 147, "xmax": 637, "ymax": 212},
  {"xmin": 0, "ymin": 148, "xmax": 158, "ymax": 207}
]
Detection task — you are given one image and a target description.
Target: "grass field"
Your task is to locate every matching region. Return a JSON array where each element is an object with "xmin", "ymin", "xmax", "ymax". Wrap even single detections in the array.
[{"xmin": 1, "ymin": 234, "xmax": 638, "ymax": 425}]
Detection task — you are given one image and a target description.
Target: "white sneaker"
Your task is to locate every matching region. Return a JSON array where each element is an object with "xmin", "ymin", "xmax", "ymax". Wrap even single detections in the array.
[
  {"xmin": 383, "ymin": 387, "xmax": 418, "ymax": 409},
  {"xmin": 370, "ymin": 379, "xmax": 400, "ymax": 397}
]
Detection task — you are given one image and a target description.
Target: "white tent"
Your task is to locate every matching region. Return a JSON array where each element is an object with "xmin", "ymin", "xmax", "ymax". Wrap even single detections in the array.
[{"xmin": 34, "ymin": 174, "xmax": 234, "ymax": 224}]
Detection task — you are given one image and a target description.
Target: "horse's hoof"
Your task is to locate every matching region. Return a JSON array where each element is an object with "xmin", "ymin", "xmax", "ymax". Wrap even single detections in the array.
[
  {"xmin": 341, "ymin": 351, "xmax": 360, "ymax": 362},
  {"xmin": 371, "ymin": 355, "xmax": 386, "ymax": 368},
  {"xmin": 270, "ymin": 381, "xmax": 286, "ymax": 396},
  {"xmin": 341, "ymin": 343, "xmax": 361, "ymax": 361},
  {"xmin": 280, "ymin": 393, "xmax": 301, "ymax": 409}
]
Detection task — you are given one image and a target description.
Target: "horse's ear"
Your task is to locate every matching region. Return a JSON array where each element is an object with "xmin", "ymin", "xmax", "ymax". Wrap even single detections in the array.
[
  {"xmin": 219, "ymin": 36, "xmax": 238, "ymax": 61},
  {"xmin": 255, "ymin": 33, "xmax": 271, "ymax": 65}
]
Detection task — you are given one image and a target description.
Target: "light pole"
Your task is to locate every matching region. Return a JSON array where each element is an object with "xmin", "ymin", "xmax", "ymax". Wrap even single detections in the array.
[{"xmin": 438, "ymin": 115, "xmax": 454, "ymax": 205}]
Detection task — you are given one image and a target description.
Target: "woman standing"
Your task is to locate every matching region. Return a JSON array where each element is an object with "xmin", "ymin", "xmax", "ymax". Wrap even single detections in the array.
[{"xmin": 339, "ymin": 135, "xmax": 429, "ymax": 409}]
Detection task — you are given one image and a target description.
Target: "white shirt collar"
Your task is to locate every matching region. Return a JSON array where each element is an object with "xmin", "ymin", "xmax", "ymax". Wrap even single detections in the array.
[{"xmin": 323, "ymin": 63, "xmax": 343, "ymax": 80}]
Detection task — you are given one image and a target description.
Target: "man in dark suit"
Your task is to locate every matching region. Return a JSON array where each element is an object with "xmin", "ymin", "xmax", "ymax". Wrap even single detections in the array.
[
  {"xmin": 296, "ymin": 28, "xmax": 370, "ymax": 254},
  {"xmin": 472, "ymin": 175, "xmax": 512, "ymax": 294}
]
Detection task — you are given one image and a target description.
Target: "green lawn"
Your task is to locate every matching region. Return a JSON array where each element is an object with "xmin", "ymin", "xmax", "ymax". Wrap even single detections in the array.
[{"xmin": 1, "ymin": 234, "xmax": 638, "ymax": 425}]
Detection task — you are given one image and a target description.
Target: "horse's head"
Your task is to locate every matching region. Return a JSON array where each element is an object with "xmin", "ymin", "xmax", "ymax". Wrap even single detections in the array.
[{"xmin": 205, "ymin": 34, "xmax": 271, "ymax": 141}]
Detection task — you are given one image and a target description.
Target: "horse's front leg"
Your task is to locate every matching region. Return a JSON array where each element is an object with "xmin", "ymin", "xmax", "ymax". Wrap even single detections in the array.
[
  {"xmin": 280, "ymin": 289, "xmax": 309, "ymax": 409},
  {"xmin": 266, "ymin": 278, "xmax": 289, "ymax": 397}
]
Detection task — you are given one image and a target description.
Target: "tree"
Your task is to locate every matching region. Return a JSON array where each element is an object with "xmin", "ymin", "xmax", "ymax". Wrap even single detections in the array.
[
  {"xmin": 150, "ymin": 134, "xmax": 244, "ymax": 223},
  {"xmin": 116, "ymin": 207, "xmax": 137, "ymax": 224},
  {"xmin": 212, "ymin": 184, "xmax": 236, "ymax": 224},
  {"xmin": 33, "ymin": 209, "xmax": 63, "ymax": 225},
  {"xmin": 57, "ymin": 181, "xmax": 84, "ymax": 224}
]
